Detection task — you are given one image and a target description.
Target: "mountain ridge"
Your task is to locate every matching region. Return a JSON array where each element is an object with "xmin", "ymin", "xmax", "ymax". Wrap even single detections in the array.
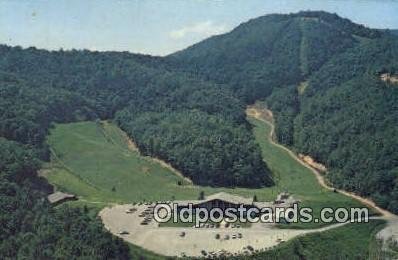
[
  {"xmin": 0, "ymin": 11, "xmax": 397, "ymax": 258},
  {"xmin": 168, "ymin": 11, "xmax": 385, "ymax": 103},
  {"xmin": 166, "ymin": 11, "xmax": 398, "ymax": 213}
]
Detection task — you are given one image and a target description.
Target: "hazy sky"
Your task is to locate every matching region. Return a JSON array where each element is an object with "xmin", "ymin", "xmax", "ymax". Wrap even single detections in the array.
[{"xmin": 1, "ymin": 0, "xmax": 398, "ymax": 56}]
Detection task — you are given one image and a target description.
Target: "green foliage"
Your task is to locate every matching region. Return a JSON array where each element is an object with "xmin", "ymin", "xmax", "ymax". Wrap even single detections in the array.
[
  {"xmin": 199, "ymin": 191, "xmax": 205, "ymax": 200},
  {"xmin": 293, "ymin": 39, "xmax": 398, "ymax": 213},
  {"xmin": 46, "ymin": 121, "xmax": 194, "ymax": 202},
  {"xmin": 116, "ymin": 109, "xmax": 272, "ymax": 187},
  {"xmin": 0, "ymin": 10, "xmax": 397, "ymax": 258},
  {"xmin": 266, "ymin": 85, "xmax": 299, "ymax": 146},
  {"xmin": 231, "ymin": 220, "xmax": 385, "ymax": 259},
  {"xmin": 0, "ymin": 139, "xmax": 130, "ymax": 259},
  {"xmin": 0, "ymin": 43, "xmax": 270, "ymax": 188},
  {"xmin": 47, "ymin": 119, "xmax": 363, "ymax": 230},
  {"xmin": 170, "ymin": 14, "xmax": 302, "ymax": 103},
  {"xmin": 172, "ymin": 10, "xmax": 398, "ymax": 213},
  {"xmin": 169, "ymin": 11, "xmax": 364, "ymax": 103},
  {"xmin": 297, "ymin": 15, "xmax": 355, "ymax": 75}
]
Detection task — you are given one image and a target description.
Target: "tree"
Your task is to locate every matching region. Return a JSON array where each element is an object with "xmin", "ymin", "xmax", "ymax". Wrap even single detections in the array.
[{"xmin": 198, "ymin": 191, "xmax": 205, "ymax": 200}]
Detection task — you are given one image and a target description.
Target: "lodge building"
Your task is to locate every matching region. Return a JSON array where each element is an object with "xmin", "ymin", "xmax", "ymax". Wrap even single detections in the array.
[{"xmin": 174, "ymin": 191, "xmax": 298, "ymax": 212}]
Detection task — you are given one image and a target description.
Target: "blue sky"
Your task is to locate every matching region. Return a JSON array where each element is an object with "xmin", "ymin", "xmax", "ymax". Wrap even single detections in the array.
[{"xmin": 1, "ymin": 0, "xmax": 398, "ymax": 56}]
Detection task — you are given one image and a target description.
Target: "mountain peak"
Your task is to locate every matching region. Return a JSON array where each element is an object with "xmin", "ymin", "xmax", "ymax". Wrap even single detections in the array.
[{"xmin": 169, "ymin": 11, "xmax": 381, "ymax": 102}]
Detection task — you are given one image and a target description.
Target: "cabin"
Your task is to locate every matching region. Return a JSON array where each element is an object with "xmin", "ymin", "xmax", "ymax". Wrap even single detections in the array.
[{"xmin": 47, "ymin": 191, "xmax": 77, "ymax": 205}]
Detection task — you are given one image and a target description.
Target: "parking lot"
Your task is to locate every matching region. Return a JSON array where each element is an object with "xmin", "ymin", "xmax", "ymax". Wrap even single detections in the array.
[{"xmin": 100, "ymin": 203, "xmax": 354, "ymax": 257}]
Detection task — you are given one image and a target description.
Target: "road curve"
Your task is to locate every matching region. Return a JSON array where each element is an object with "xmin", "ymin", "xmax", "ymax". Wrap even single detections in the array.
[{"xmin": 246, "ymin": 106, "xmax": 398, "ymax": 243}]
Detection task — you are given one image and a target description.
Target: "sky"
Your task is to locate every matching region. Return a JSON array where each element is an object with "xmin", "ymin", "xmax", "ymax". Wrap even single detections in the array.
[{"xmin": 1, "ymin": 0, "xmax": 398, "ymax": 56}]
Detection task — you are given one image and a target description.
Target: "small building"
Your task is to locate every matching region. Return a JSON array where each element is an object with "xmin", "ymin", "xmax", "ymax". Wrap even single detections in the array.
[{"xmin": 47, "ymin": 191, "xmax": 77, "ymax": 205}]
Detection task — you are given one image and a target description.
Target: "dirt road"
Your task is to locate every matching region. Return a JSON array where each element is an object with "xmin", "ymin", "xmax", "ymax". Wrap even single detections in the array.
[
  {"xmin": 246, "ymin": 106, "xmax": 398, "ymax": 243},
  {"xmin": 98, "ymin": 106, "xmax": 397, "ymax": 257}
]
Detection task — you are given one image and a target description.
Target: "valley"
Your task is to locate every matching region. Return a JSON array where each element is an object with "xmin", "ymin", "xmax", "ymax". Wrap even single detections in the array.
[
  {"xmin": 1, "ymin": 9, "xmax": 397, "ymax": 259},
  {"xmin": 42, "ymin": 105, "xmax": 393, "ymax": 257},
  {"xmin": 45, "ymin": 115, "xmax": 364, "ymax": 228}
]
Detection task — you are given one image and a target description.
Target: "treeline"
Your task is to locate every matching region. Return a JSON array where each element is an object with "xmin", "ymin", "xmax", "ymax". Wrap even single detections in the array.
[
  {"xmin": 170, "ymin": 11, "xmax": 398, "ymax": 214},
  {"xmin": 0, "ymin": 138, "xmax": 130, "ymax": 259},
  {"xmin": 266, "ymin": 85, "xmax": 299, "ymax": 146},
  {"xmin": 169, "ymin": 11, "xmax": 366, "ymax": 103},
  {"xmin": 292, "ymin": 37, "xmax": 398, "ymax": 213},
  {"xmin": 0, "ymin": 42, "xmax": 273, "ymax": 256},
  {"xmin": 116, "ymin": 109, "xmax": 271, "ymax": 187},
  {"xmin": 0, "ymin": 44, "xmax": 272, "ymax": 188},
  {"xmin": 169, "ymin": 14, "xmax": 302, "ymax": 103},
  {"xmin": 1, "ymin": 11, "xmax": 397, "ymax": 258},
  {"xmin": 266, "ymin": 35, "xmax": 398, "ymax": 212},
  {"xmin": 291, "ymin": 11, "xmax": 381, "ymax": 39}
]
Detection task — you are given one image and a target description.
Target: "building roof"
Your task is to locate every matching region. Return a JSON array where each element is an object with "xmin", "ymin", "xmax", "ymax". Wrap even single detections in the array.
[
  {"xmin": 174, "ymin": 192, "xmax": 298, "ymax": 209},
  {"xmin": 253, "ymin": 201, "xmax": 274, "ymax": 208},
  {"xmin": 202, "ymin": 192, "xmax": 253, "ymax": 206},
  {"xmin": 174, "ymin": 192, "xmax": 254, "ymax": 207},
  {"xmin": 47, "ymin": 191, "xmax": 76, "ymax": 204}
]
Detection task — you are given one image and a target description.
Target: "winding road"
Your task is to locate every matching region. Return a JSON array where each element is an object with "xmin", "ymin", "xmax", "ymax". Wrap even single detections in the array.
[
  {"xmin": 100, "ymin": 106, "xmax": 397, "ymax": 257},
  {"xmin": 246, "ymin": 105, "xmax": 398, "ymax": 244}
]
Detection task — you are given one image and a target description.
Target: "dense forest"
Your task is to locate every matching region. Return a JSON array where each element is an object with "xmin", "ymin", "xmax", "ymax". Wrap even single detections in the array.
[
  {"xmin": 169, "ymin": 11, "xmax": 379, "ymax": 103},
  {"xmin": 0, "ymin": 45, "xmax": 271, "ymax": 188},
  {"xmin": 171, "ymin": 11, "xmax": 398, "ymax": 213},
  {"xmin": 1, "ymin": 10, "xmax": 397, "ymax": 258},
  {"xmin": 0, "ymin": 138, "xmax": 130, "ymax": 258},
  {"xmin": 116, "ymin": 109, "xmax": 270, "ymax": 186},
  {"xmin": 0, "ymin": 24, "xmax": 270, "ymax": 255},
  {"xmin": 293, "ymin": 37, "xmax": 398, "ymax": 212}
]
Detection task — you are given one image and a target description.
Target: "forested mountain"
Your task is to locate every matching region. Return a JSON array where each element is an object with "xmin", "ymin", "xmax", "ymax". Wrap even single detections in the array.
[
  {"xmin": 169, "ymin": 11, "xmax": 380, "ymax": 102},
  {"xmin": 0, "ymin": 33, "xmax": 269, "ymax": 256},
  {"xmin": 1, "ymin": 10, "xmax": 397, "ymax": 258},
  {"xmin": 293, "ymin": 37, "xmax": 398, "ymax": 212},
  {"xmin": 0, "ymin": 33, "xmax": 274, "ymax": 255},
  {"xmin": 168, "ymin": 11, "xmax": 398, "ymax": 213},
  {"xmin": 0, "ymin": 45, "xmax": 272, "ymax": 188}
]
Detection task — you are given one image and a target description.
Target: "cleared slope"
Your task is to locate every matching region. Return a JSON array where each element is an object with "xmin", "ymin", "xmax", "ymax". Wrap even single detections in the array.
[
  {"xmin": 46, "ymin": 121, "xmax": 191, "ymax": 203},
  {"xmin": 46, "ymin": 118, "xmax": 363, "ymax": 228}
]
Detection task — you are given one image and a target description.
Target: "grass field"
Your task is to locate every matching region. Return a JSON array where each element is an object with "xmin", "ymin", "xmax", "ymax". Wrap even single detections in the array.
[
  {"xmin": 43, "ymin": 118, "xmax": 384, "ymax": 258},
  {"xmin": 45, "ymin": 119, "xmax": 366, "ymax": 228}
]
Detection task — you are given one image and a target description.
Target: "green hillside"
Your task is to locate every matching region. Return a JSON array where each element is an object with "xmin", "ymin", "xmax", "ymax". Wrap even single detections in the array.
[
  {"xmin": 0, "ymin": 10, "xmax": 397, "ymax": 258},
  {"xmin": 0, "ymin": 46, "xmax": 272, "ymax": 188},
  {"xmin": 45, "ymin": 118, "xmax": 365, "ymax": 228},
  {"xmin": 46, "ymin": 121, "xmax": 192, "ymax": 203},
  {"xmin": 169, "ymin": 11, "xmax": 378, "ymax": 102},
  {"xmin": 45, "ymin": 117, "xmax": 388, "ymax": 257},
  {"xmin": 168, "ymin": 11, "xmax": 398, "ymax": 213},
  {"xmin": 391, "ymin": 29, "xmax": 398, "ymax": 36}
]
